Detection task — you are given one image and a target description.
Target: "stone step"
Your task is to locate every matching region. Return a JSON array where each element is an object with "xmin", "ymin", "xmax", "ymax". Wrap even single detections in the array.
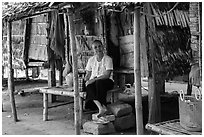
[
  {"xmin": 83, "ymin": 121, "xmax": 115, "ymax": 135},
  {"xmin": 114, "ymin": 112, "xmax": 136, "ymax": 131},
  {"xmin": 107, "ymin": 102, "xmax": 132, "ymax": 117}
]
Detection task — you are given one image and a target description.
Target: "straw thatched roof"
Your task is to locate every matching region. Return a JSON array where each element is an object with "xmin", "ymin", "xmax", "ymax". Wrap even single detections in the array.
[
  {"xmin": 2, "ymin": 2, "xmax": 100, "ymax": 22},
  {"xmin": 2, "ymin": 2, "xmax": 50, "ymax": 21},
  {"xmin": 3, "ymin": 2, "xmax": 190, "ymax": 27}
]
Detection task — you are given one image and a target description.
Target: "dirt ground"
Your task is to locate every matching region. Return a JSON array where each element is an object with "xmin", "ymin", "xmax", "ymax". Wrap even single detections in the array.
[
  {"xmin": 2, "ymin": 79, "xmax": 138, "ymax": 135},
  {"xmin": 2, "ymin": 77, "xmax": 199, "ymax": 135}
]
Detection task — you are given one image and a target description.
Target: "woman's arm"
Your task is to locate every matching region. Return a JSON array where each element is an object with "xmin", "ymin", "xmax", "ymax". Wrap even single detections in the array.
[
  {"xmin": 85, "ymin": 70, "xmax": 112, "ymax": 86},
  {"xmin": 84, "ymin": 71, "xmax": 91, "ymax": 82},
  {"xmin": 95, "ymin": 70, "xmax": 112, "ymax": 80}
]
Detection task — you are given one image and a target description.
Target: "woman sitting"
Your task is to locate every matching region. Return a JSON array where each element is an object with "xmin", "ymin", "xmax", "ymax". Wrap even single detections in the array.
[{"xmin": 84, "ymin": 40, "xmax": 114, "ymax": 118}]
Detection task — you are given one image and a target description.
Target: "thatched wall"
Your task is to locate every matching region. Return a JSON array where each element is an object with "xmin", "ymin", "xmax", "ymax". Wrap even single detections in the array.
[{"xmin": 147, "ymin": 3, "xmax": 193, "ymax": 80}]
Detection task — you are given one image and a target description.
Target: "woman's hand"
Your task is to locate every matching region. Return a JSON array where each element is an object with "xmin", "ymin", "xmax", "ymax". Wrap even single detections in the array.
[{"xmin": 85, "ymin": 78, "xmax": 96, "ymax": 86}]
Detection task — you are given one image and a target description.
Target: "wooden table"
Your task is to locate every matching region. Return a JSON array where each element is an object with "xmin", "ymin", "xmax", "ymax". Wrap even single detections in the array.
[
  {"xmin": 145, "ymin": 119, "xmax": 202, "ymax": 135},
  {"xmin": 39, "ymin": 86, "xmax": 86, "ymax": 123}
]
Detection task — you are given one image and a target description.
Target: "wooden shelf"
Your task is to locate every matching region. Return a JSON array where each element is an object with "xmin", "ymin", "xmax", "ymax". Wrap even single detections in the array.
[
  {"xmin": 114, "ymin": 68, "xmax": 134, "ymax": 74},
  {"xmin": 28, "ymin": 62, "xmax": 44, "ymax": 67}
]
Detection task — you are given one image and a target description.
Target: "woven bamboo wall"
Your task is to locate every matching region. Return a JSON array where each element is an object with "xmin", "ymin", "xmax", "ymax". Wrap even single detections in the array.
[
  {"xmin": 28, "ymin": 14, "xmax": 48, "ymax": 61},
  {"xmin": 2, "ymin": 20, "xmax": 26, "ymax": 69}
]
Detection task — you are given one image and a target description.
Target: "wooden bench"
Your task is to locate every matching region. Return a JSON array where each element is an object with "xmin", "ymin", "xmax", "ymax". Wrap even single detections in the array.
[
  {"xmin": 145, "ymin": 119, "xmax": 202, "ymax": 135},
  {"xmin": 39, "ymin": 86, "xmax": 86, "ymax": 122},
  {"xmin": 39, "ymin": 86, "xmax": 122, "ymax": 125}
]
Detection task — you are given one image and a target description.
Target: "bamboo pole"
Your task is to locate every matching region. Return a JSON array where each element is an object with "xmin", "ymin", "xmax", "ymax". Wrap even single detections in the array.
[
  {"xmin": 101, "ymin": 7, "xmax": 108, "ymax": 53},
  {"xmin": 63, "ymin": 12, "xmax": 69, "ymax": 64},
  {"xmin": 7, "ymin": 21, "xmax": 18, "ymax": 122},
  {"xmin": 67, "ymin": 8, "xmax": 81, "ymax": 135},
  {"xmin": 133, "ymin": 5, "xmax": 144, "ymax": 135},
  {"xmin": 198, "ymin": 3, "xmax": 202, "ymax": 79}
]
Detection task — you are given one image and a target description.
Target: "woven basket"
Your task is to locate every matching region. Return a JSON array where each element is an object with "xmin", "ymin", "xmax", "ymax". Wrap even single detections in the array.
[{"xmin": 179, "ymin": 89, "xmax": 202, "ymax": 131}]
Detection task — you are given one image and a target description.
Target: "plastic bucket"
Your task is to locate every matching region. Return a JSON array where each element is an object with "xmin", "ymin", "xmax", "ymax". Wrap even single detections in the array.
[{"xmin": 179, "ymin": 89, "xmax": 202, "ymax": 132}]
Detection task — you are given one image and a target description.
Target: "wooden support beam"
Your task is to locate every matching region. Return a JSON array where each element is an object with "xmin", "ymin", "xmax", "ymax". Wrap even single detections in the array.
[
  {"xmin": 63, "ymin": 12, "xmax": 70, "ymax": 64},
  {"xmin": 47, "ymin": 12, "xmax": 57, "ymax": 102},
  {"xmin": 25, "ymin": 68, "xmax": 29, "ymax": 80},
  {"xmin": 48, "ymin": 60, "xmax": 57, "ymax": 102},
  {"xmin": 59, "ymin": 68, "xmax": 63, "ymax": 86},
  {"xmin": 133, "ymin": 5, "xmax": 144, "ymax": 135},
  {"xmin": 43, "ymin": 93, "xmax": 48, "ymax": 121},
  {"xmin": 58, "ymin": 58, "xmax": 63, "ymax": 86},
  {"xmin": 67, "ymin": 8, "xmax": 81, "ymax": 135},
  {"xmin": 7, "ymin": 21, "xmax": 18, "ymax": 122},
  {"xmin": 102, "ymin": 8, "xmax": 108, "ymax": 53},
  {"xmin": 146, "ymin": 3, "xmax": 161, "ymax": 124}
]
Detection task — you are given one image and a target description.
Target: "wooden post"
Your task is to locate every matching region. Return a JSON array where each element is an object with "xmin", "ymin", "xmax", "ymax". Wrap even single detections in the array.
[
  {"xmin": 15, "ymin": 69, "xmax": 17, "ymax": 78},
  {"xmin": 25, "ymin": 68, "xmax": 29, "ymax": 80},
  {"xmin": 67, "ymin": 8, "xmax": 81, "ymax": 135},
  {"xmin": 102, "ymin": 7, "xmax": 108, "ymax": 53},
  {"xmin": 198, "ymin": 3, "xmax": 202, "ymax": 82},
  {"xmin": 48, "ymin": 60, "xmax": 56, "ymax": 102},
  {"xmin": 7, "ymin": 20, "xmax": 18, "ymax": 122},
  {"xmin": 43, "ymin": 93, "xmax": 48, "ymax": 121},
  {"xmin": 63, "ymin": 12, "xmax": 70, "ymax": 64},
  {"xmin": 134, "ymin": 5, "xmax": 144, "ymax": 135},
  {"xmin": 59, "ymin": 59, "xmax": 63, "ymax": 86},
  {"xmin": 47, "ymin": 12, "xmax": 56, "ymax": 102},
  {"xmin": 146, "ymin": 3, "xmax": 161, "ymax": 123},
  {"xmin": 59, "ymin": 68, "xmax": 63, "ymax": 86},
  {"xmin": 23, "ymin": 18, "xmax": 32, "ymax": 81}
]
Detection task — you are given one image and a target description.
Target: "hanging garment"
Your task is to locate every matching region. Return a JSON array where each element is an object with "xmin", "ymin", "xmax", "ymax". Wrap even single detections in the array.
[{"xmin": 49, "ymin": 10, "xmax": 65, "ymax": 62}]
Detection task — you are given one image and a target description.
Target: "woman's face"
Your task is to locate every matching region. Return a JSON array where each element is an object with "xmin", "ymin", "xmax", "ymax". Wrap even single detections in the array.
[{"xmin": 92, "ymin": 42, "xmax": 104, "ymax": 55}]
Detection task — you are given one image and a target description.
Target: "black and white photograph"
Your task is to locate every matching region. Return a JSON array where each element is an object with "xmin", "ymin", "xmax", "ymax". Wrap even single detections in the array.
[{"xmin": 1, "ymin": 2, "xmax": 202, "ymax": 135}]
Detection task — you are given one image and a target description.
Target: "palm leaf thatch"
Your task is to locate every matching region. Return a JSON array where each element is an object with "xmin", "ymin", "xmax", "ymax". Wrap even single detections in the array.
[
  {"xmin": 148, "ymin": 2, "xmax": 192, "ymax": 79},
  {"xmin": 2, "ymin": 2, "xmax": 50, "ymax": 21}
]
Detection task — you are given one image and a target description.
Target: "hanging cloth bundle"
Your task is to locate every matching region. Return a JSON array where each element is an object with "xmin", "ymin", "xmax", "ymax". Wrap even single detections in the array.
[{"xmin": 49, "ymin": 10, "xmax": 65, "ymax": 62}]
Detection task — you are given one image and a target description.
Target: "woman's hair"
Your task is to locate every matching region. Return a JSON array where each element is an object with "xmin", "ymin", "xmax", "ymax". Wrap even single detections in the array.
[
  {"xmin": 92, "ymin": 40, "xmax": 103, "ymax": 46},
  {"xmin": 92, "ymin": 40, "xmax": 103, "ymax": 49}
]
